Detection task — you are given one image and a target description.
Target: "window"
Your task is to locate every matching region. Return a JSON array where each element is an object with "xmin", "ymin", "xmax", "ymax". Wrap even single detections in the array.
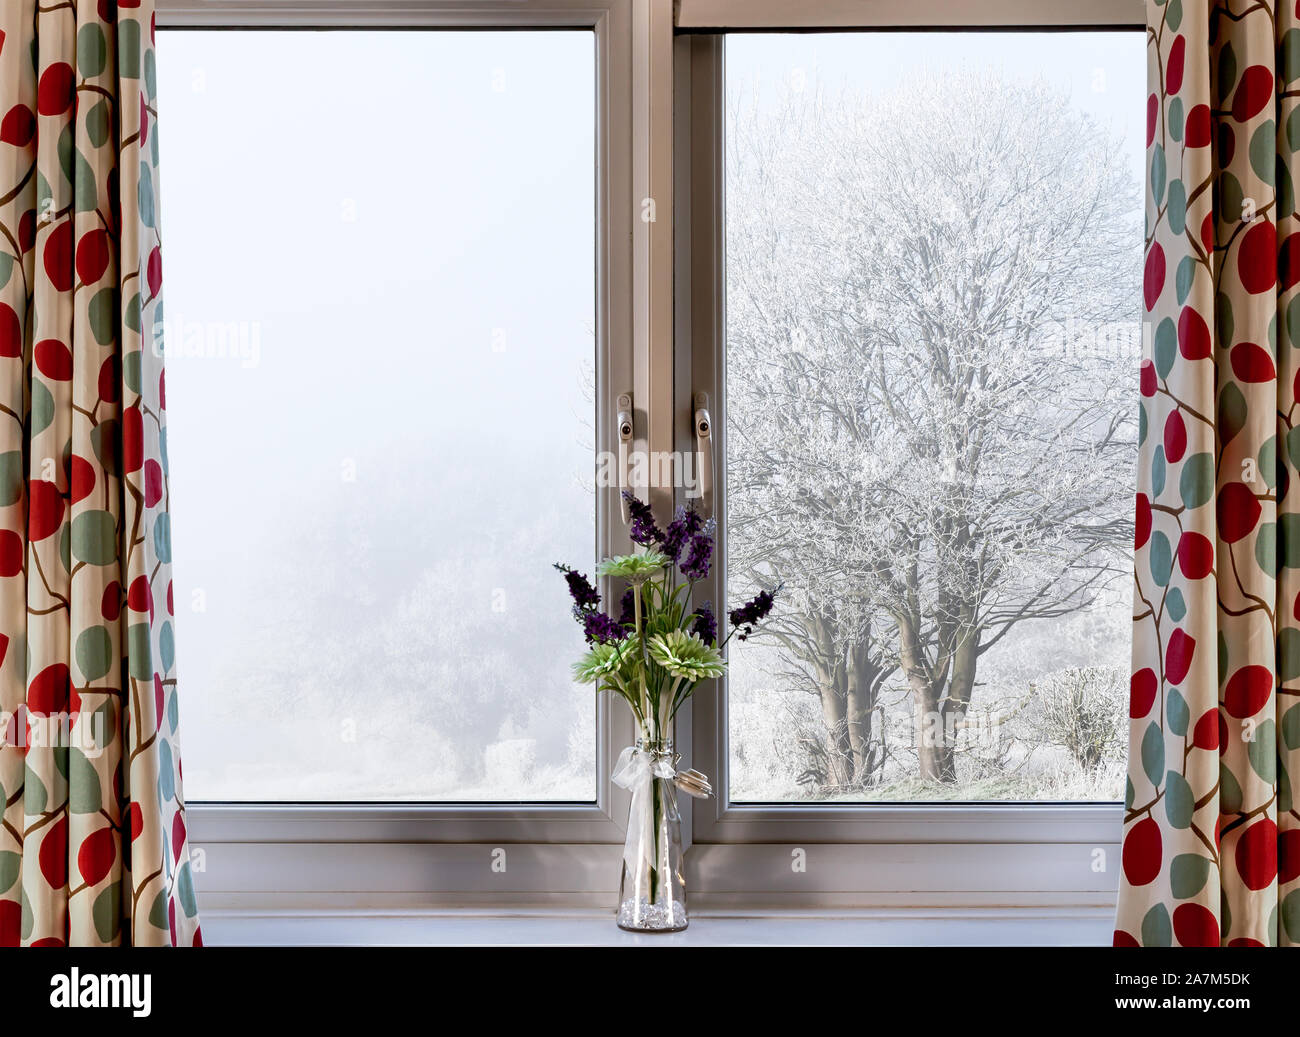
[
  {"xmin": 159, "ymin": 29, "xmax": 598, "ymax": 801},
  {"xmin": 721, "ymin": 31, "xmax": 1145, "ymax": 803}
]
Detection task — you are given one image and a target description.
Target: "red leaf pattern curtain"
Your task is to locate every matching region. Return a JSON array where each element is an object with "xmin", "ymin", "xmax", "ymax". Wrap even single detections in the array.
[
  {"xmin": 1118, "ymin": 0, "xmax": 1299, "ymax": 946},
  {"xmin": 0, "ymin": 1, "xmax": 199, "ymax": 945}
]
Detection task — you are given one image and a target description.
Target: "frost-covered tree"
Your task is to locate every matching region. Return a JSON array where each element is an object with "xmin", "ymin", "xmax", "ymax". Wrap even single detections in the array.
[
  {"xmin": 1030, "ymin": 666, "xmax": 1127, "ymax": 775},
  {"xmin": 727, "ymin": 71, "xmax": 1140, "ymax": 784}
]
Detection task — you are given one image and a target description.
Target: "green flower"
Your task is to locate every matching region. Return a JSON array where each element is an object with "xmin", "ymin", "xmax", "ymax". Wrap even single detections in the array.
[
  {"xmin": 596, "ymin": 551, "xmax": 669, "ymax": 581},
  {"xmin": 647, "ymin": 630, "xmax": 725, "ymax": 682},
  {"xmin": 572, "ymin": 640, "xmax": 632, "ymax": 685}
]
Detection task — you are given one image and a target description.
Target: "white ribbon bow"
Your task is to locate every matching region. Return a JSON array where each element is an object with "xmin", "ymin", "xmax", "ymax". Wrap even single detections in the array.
[{"xmin": 611, "ymin": 745, "xmax": 710, "ymax": 883}]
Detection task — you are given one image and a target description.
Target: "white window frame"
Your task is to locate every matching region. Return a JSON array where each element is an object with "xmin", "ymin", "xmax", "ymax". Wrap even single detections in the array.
[
  {"xmin": 673, "ymin": 2, "xmax": 1143, "ymax": 911},
  {"xmin": 162, "ymin": 0, "xmax": 667, "ymax": 909},
  {"xmin": 163, "ymin": 0, "xmax": 1147, "ymax": 918}
]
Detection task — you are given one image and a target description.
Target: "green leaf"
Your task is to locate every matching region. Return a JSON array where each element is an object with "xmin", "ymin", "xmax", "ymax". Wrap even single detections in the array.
[
  {"xmin": 125, "ymin": 292, "xmax": 141, "ymax": 334},
  {"xmin": 1152, "ymin": 447, "xmax": 1168, "ymax": 500},
  {"xmin": 1150, "ymin": 530, "xmax": 1173, "ymax": 585},
  {"xmin": 0, "ymin": 851, "xmax": 18, "ymax": 894},
  {"xmin": 1282, "ymin": 514, "xmax": 1300, "ymax": 568},
  {"xmin": 0, "ymin": 451, "xmax": 22, "ymax": 507},
  {"xmin": 86, "ymin": 100, "xmax": 110, "ymax": 149},
  {"xmin": 1151, "ymin": 145, "xmax": 1167, "ymax": 205},
  {"xmin": 154, "ymin": 513, "xmax": 171, "ymax": 563},
  {"xmin": 57, "ymin": 123, "xmax": 73, "ymax": 186},
  {"xmin": 1248, "ymin": 719, "xmax": 1277, "ymax": 784},
  {"xmin": 127, "ymin": 622, "xmax": 153, "ymax": 682},
  {"xmin": 24, "ymin": 765, "xmax": 46, "ymax": 814},
  {"xmin": 89, "ymin": 286, "xmax": 117, "ymax": 346},
  {"xmin": 1218, "ymin": 292, "xmax": 1235, "ymax": 348},
  {"xmin": 1256, "ymin": 521, "xmax": 1278, "ymax": 575},
  {"xmin": 75, "ymin": 625, "xmax": 113, "ymax": 682},
  {"xmin": 1179, "ymin": 452, "xmax": 1215, "ymax": 509},
  {"xmin": 148, "ymin": 889, "xmax": 168, "ymax": 930},
  {"xmin": 1155, "ymin": 318, "xmax": 1178, "ymax": 379},
  {"xmin": 158, "ymin": 739, "xmax": 175, "ymax": 802},
  {"xmin": 1283, "ymin": 27, "xmax": 1300, "ymax": 83},
  {"xmin": 1142, "ymin": 903, "xmax": 1173, "ymax": 947},
  {"xmin": 68, "ymin": 749, "xmax": 102, "ymax": 813},
  {"xmin": 1280, "ymin": 631, "xmax": 1300, "ymax": 684},
  {"xmin": 123, "ymin": 348, "xmax": 141, "ymax": 394},
  {"xmin": 138, "ymin": 161, "xmax": 155, "ymax": 229},
  {"xmin": 92, "ymin": 883, "xmax": 120, "ymax": 944},
  {"xmin": 30, "ymin": 380, "xmax": 53, "ymax": 436},
  {"xmin": 1142, "ymin": 722, "xmax": 1165, "ymax": 787},
  {"xmin": 119, "ymin": 19, "xmax": 141, "ymax": 78},
  {"xmin": 74, "ymin": 147, "xmax": 97, "ymax": 211},
  {"xmin": 70, "ymin": 510, "xmax": 117, "ymax": 566},
  {"xmin": 1221, "ymin": 761, "xmax": 1243, "ymax": 814},
  {"xmin": 1168, "ymin": 687, "xmax": 1190, "ymax": 736},
  {"xmin": 160, "ymin": 621, "xmax": 175, "ymax": 674},
  {"xmin": 1283, "ymin": 702, "xmax": 1300, "ymax": 750},
  {"xmin": 1282, "ymin": 889, "xmax": 1300, "ymax": 944},
  {"xmin": 77, "ymin": 23, "xmax": 107, "ymax": 78},
  {"xmin": 1221, "ymin": 171, "xmax": 1244, "ymax": 222},
  {"xmin": 90, "ymin": 417, "xmax": 119, "ymax": 478},
  {"xmin": 1165, "ymin": 770, "xmax": 1194, "ymax": 829},
  {"xmin": 176, "ymin": 861, "xmax": 198, "ymax": 917},
  {"xmin": 1219, "ymin": 41, "xmax": 1238, "ymax": 96},
  {"xmin": 1250, "ymin": 121, "xmax": 1278, "ymax": 187},
  {"xmin": 1170, "ymin": 853, "xmax": 1211, "ymax": 898},
  {"xmin": 1260, "ymin": 436, "xmax": 1279, "ymax": 489},
  {"xmin": 1175, "ymin": 253, "xmax": 1195, "ymax": 302}
]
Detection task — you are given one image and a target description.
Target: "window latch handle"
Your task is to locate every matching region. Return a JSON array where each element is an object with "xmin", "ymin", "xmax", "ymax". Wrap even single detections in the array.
[
  {"xmin": 694, "ymin": 391, "xmax": 713, "ymax": 517},
  {"xmin": 617, "ymin": 393, "xmax": 634, "ymax": 524}
]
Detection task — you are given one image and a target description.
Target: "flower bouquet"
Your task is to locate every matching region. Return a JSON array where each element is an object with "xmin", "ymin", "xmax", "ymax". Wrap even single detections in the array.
[{"xmin": 555, "ymin": 491, "xmax": 778, "ymax": 932}]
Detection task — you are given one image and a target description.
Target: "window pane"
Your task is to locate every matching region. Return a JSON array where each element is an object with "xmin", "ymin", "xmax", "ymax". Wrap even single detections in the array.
[
  {"xmin": 725, "ymin": 33, "xmax": 1143, "ymax": 802},
  {"xmin": 159, "ymin": 31, "xmax": 596, "ymax": 801}
]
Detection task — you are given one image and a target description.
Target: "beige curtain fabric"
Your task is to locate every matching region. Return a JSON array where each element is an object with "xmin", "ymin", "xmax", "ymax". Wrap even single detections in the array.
[
  {"xmin": 1119, "ymin": 0, "xmax": 1299, "ymax": 946},
  {"xmin": 0, "ymin": 1, "xmax": 199, "ymax": 945}
]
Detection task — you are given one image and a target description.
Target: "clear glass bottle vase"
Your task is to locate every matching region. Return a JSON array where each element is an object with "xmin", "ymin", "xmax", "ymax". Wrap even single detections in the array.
[{"xmin": 616, "ymin": 738, "xmax": 688, "ymax": 932}]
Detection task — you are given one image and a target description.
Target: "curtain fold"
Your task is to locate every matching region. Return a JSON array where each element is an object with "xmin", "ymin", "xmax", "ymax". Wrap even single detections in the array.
[
  {"xmin": 0, "ymin": 1, "xmax": 199, "ymax": 946},
  {"xmin": 1119, "ymin": 0, "xmax": 1299, "ymax": 946}
]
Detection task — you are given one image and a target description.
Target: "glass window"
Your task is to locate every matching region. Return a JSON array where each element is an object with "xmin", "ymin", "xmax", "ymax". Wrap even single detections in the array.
[
  {"xmin": 158, "ymin": 30, "xmax": 596, "ymax": 801},
  {"xmin": 724, "ymin": 32, "xmax": 1144, "ymax": 802}
]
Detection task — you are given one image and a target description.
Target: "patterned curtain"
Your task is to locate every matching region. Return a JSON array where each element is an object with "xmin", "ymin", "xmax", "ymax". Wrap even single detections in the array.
[
  {"xmin": 1119, "ymin": 0, "xmax": 1300, "ymax": 946},
  {"xmin": 0, "ymin": 2, "xmax": 199, "ymax": 945}
]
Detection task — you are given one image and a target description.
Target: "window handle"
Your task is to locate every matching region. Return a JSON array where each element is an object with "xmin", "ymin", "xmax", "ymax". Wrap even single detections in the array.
[
  {"xmin": 618, "ymin": 392, "xmax": 634, "ymax": 524},
  {"xmin": 694, "ymin": 391, "xmax": 713, "ymax": 517}
]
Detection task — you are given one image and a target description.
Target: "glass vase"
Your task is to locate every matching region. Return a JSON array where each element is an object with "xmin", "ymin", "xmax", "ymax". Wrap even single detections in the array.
[{"xmin": 616, "ymin": 738, "xmax": 688, "ymax": 932}]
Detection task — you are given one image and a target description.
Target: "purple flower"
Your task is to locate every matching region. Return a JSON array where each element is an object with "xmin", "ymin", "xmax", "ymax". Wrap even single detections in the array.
[
  {"xmin": 661, "ymin": 514, "xmax": 689, "ymax": 562},
  {"xmin": 729, "ymin": 588, "xmax": 778, "ymax": 641},
  {"xmin": 692, "ymin": 601, "xmax": 717, "ymax": 646},
  {"xmin": 583, "ymin": 610, "xmax": 628, "ymax": 644},
  {"xmin": 623, "ymin": 491, "xmax": 663, "ymax": 548},
  {"xmin": 553, "ymin": 563, "xmax": 601, "ymax": 612},
  {"xmin": 661, "ymin": 504, "xmax": 706, "ymax": 563},
  {"xmin": 618, "ymin": 587, "xmax": 636, "ymax": 627},
  {"xmin": 681, "ymin": 532, "xmax": 713, "ymax": 581}
]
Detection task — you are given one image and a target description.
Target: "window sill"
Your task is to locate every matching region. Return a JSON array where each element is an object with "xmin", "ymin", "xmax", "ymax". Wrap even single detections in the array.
[{"xmin": 197, "ymin": 905, "xmax": 1114, "ymax": 946}]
